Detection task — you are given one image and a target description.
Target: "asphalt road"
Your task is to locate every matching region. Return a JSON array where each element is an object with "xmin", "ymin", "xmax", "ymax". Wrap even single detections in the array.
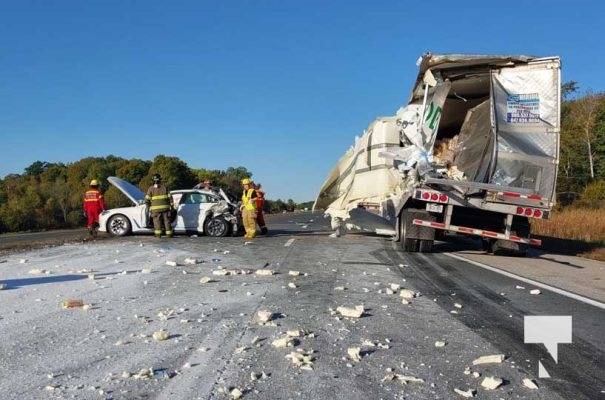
[{"xmin": 0, "ymin": 212, "xmax": 603, "ymax": 400}]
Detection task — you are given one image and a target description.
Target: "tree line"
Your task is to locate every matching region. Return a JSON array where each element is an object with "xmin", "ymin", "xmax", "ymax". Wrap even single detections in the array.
[
  {"xmin": 1, "ymin": 83, "xmax": 604, "ymax": 233},
  {"xmin": 0, "ymin": 155, "xmax": 299, "ymax": 233},
  {"xmin": 559, "ymin": 82, "xmax": 605, "ymax": 207}
]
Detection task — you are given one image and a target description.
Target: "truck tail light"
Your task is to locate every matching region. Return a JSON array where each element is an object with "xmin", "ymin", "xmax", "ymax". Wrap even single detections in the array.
[{"xmin": 516, "ymin": 207, "xmax": 546, "ymax": 219}]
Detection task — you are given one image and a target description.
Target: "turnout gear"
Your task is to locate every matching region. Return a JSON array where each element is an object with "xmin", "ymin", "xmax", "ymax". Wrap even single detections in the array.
[
  {"xmin": 241, "ymin": 178, "xmax": 257, "ymax": 238},
  {"xmin": 254, "ymin": 183, "xmax": 268, "ymax": 234},
  {"xmin": 146, "ymin": 180, "xmax": 174, "ymax": 237},
  {"xmin": 83, "ymin": 180, "xmax": 105, "ymax": 236}
]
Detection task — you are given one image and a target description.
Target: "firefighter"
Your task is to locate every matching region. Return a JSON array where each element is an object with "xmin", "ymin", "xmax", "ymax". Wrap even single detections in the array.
[
  {"xmin": 145, "ymin": 174, "xmax": 174, "ymax": 238},
  {"xmin": 83, "ymin": 179, "xmax": 105, "ymax": 237},
  {"xmin": 254, "ymin": 182, "xmax": 268, "ymax": 235},
  {"xmin": 240, "ymin": 178, "xmax": 258, "ymax": 238}
]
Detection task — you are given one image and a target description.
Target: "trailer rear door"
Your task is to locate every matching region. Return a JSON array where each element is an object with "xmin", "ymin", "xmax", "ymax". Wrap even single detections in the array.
[{"xmin": 490, "ymin": 57, "xmax": 560, "ymax": 204}]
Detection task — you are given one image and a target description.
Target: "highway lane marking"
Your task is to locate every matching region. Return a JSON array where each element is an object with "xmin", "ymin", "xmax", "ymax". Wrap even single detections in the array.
[
  {"xmin": 285, "ymin": 239, "xmax": 296, "ymax": 247},
  {"xmin": 446, "ymin": 253, "xmax": 605, "ymax": 310}
]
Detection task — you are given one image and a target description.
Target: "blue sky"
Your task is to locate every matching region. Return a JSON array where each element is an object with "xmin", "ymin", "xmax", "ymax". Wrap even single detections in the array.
[{"xmin": 1, "ymin": 1, "xmax": 602, "ymax": 202}]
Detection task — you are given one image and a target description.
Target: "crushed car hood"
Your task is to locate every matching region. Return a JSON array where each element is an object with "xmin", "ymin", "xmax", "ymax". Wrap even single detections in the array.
[{"xmin": 108, "ymin": 176, "xmax": 146, "ymax": 205}]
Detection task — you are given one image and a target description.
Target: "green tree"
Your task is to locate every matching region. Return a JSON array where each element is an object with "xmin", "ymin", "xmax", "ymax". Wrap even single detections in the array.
[
  {"xmin": 115, "ymin": 159, "xmax": 152, "ymax": 187},
  {"xmin": 146, "ymin": 155, "xmax": 197, "ymax": 190},
  {"xmin": 24, "ymin": 161, "xmax": 49, "ymax": 177},
  {"xmin": 561, "ymin": 80, "xmax": 579, "ymax": 100}
]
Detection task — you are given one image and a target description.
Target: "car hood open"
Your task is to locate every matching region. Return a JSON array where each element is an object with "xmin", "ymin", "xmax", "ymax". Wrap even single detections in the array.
[{"xmin": 108, "ymin": 176, "xmax": 146, "ymax": 205}]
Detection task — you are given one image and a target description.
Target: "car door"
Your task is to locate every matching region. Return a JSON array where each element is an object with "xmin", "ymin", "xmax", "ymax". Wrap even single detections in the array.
[{"xmin": 175, "ymin": 192, "xmax": 217, "ymax": 232}]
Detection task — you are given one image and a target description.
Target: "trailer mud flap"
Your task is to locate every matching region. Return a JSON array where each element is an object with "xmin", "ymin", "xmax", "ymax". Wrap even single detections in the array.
[{"xmin": 400, "ymin": 209, "xmax": 435, "ymax": 252}]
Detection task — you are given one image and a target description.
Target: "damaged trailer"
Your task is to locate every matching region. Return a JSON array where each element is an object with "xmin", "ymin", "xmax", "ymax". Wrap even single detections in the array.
[{"xmin": 314, "ymin": 52, "xmax": 561, "ymax": 255}]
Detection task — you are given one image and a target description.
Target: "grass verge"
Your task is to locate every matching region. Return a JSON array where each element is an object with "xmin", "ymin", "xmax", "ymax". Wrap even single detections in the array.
[{"xmin": 532, "ymin": 208, "xmax": 605, "ymax": 261}]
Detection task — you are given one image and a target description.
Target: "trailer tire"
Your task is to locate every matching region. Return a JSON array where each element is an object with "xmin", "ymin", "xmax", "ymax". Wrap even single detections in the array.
[{"xmin": 399, "ymin": 209, "xmax": 436, "ymax": 253}]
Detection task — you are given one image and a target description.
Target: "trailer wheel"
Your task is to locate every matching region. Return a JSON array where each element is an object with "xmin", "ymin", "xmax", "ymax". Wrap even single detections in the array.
[{"xmin": 399, "ymin": 210, "xmax": 419, "ymax": 252}]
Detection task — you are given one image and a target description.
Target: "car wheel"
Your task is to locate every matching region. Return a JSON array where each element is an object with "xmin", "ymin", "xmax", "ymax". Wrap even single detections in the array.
[
  {"xmin": 204, "ymin": 216, "xmax": 229, "ymax": 237},
  {"xmin": 107, "ymin": 214, "xmax": 132, "ymax": 237}
]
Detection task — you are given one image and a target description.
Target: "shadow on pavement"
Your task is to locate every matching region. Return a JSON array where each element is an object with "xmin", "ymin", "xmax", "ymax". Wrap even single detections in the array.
[{"xmin": 0, "ymin": 274, "xmax": 88, "ymax": 289}]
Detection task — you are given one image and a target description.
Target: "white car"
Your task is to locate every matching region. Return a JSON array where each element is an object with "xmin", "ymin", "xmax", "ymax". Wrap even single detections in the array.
[{"xmin": 98, "ymin": 176, "xmax": 241, "ymax": 237}]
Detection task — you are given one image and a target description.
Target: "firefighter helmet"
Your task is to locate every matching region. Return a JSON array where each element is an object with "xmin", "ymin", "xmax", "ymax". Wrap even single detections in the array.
[
  {"xmin": 152, "ymin": 174, "xmax": 162, "ymax": 182},
  {"xmin": 241, "ymin": 178, "xmax": 251, "ymax": 185},
  {"xmin": 90, "ymin": 179, "xmax": 99, "ymax": 186}
]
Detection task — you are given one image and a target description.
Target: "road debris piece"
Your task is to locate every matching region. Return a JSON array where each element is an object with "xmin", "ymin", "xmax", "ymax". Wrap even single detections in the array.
[
  {"xmin": 256, "ymin": 269, "xmax": 274, "ymax": 276},
  {"xmin": 153, "ymin": 368, "xmax": 170, "ymax": 379},
  {"xmin": 152, "ymin": 330, "xmax": 169, "ymax": 341},
  {"xmin": 133, "ymin": 368, "xmax": 153, "ymax": 379},
  {"xmin": 218, "ymin": 387, "xmax": 243, "ymax": 399},
  {"xmin": 28, "ymin": 268, "xmax": 50, "ymax": 274},
  {"xmin": 212, "ymin": 268, "xmax": 242, "ymax": 276},
  {"xmin": 530, "ymin": 289, "xmax": 541, "ymax": 295},
  {"xmin": 522, "ymin": 378, "xmax": 539, "ymax": 389},
  {"xmin": 199, "ymin": 276, "xmax": 213, "ymax": 284},
  {"xmin": 361, "ymin": 339, "xmax": 390, "ymax": 349},
  {"xmin": 435, "ymin": 341, "xmax": 447, "ymax": 348},
  {"xmin": 158, "ymin": 309, "xmax": 176, "ymax": 320},
  {"xmin": 62, "ymin": 299, "xmax": 84, "ymax": 308},
  {"xmin": 347, "ymin": 347, "xmax": 362, "ymax": 361},
  {"xmin": 481, "ymin": 376, "xmax": 503, "ymax": 390},
  {"xmin": 250, "ymin": 371, "xmax": 269, "ymax": 381},
  {"xmin": 382, "ymin": 373, "xmax": 425, "ymax": 385},
  {"xmin": 472, "ymin": 354, "xmax": 505, "ymax": 365},
  {"xmin": 184, "ymin": 257, "xmax": 201, "ymax": 265},
  {"xmin": 288, "ymin": 271, "xmax": 301, "ymax": 276},
  {"xmin": 390, "ymin": 283, "xmax": 401, "ymax": 291},
  {"xmin": 336, "ymin": 305, "xmax": 364, "ymax": 318},
  {"xmin": 515, "ymin": 285, "xmax": 525, "ymax": 289},
  {"xmin": 287, "ymin": 329, "xmax": 303, "ymax": 337},
  {"xmin": 454, "ymin": 388, "xmax": 476, "ymax": 397},
  {"xmin": 0, "ymin": 283, "xmax": 7, "ymax": 290},
  {"xmin": 288, "ymin": 282, "xmax": 297, "ymax": 289},
  {"xmin": 165, "ymin": 261, "xmax": 178, "ymax": 267},
  {"xmin": 257, "ymin": 310, "xmax": 273, "ymax": 323},
  {"xmin": 272, "ymin": 335, "xmax": 296, "ymax": 348},
  {"xmin": 454, "ymin": 303, "xmax": 463, "ymax": 309},
  {"xmin": 400, "ymin": 289, "xmax": 417, "ymax": 299},
  {"xmin": 285, "ymin": 349, "xmax": 314, "ymax": 370}
]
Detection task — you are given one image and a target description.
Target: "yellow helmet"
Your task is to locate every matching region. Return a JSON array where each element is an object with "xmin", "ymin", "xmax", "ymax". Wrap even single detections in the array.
[
  {"xmin": 241, "ymin": 178, "xmax": 251, "ymax": 185},
  {"xmin": 90, "ymin": 179, "xmax": 99, "ymax": 186}
]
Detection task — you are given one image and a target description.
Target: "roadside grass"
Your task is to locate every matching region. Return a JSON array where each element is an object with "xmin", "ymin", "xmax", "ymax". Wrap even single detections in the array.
[{"xmin": 532, "ymin": 208, "xmax": 605, "ymax": 261}]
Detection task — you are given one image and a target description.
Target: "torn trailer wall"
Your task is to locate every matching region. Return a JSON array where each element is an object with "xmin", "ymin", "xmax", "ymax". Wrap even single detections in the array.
[{"xmin": 314, "ymin": 52, "xmax": 560, "ymax": 239}]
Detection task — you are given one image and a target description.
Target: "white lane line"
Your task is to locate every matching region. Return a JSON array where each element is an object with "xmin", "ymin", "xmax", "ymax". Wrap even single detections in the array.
[
  {"xmin": 285, "ymin": 239, "xmax": 296, "ymax": 247},
  {"xmin": 445, "ymin": 252, "xmax": 605, "ymax": 310}
]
